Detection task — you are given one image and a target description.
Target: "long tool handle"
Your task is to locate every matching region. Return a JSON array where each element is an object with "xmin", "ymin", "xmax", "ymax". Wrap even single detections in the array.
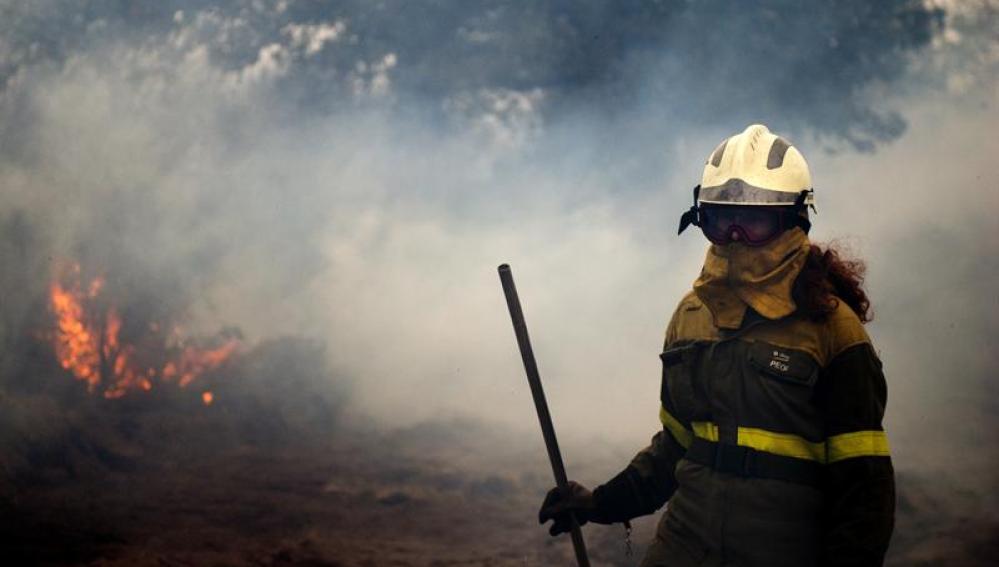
[{"xmin": 498, "ymin": 264, "xmax": 590, "ymax": 567}]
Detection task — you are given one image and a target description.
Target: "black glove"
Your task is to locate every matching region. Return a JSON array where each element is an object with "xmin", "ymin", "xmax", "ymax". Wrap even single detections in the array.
[{"xmin": 538, "ymin": 481, "xmax": 610, "ymax": 536}]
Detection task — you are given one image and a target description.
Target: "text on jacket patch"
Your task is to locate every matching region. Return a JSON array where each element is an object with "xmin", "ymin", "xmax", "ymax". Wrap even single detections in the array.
[{"xmin": 770, "ymin": 350, "xmax": 791, "ymax": 373}]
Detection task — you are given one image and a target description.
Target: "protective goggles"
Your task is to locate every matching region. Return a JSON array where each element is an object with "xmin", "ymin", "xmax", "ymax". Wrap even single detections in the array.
[
  {"xmin": 698, "ymin": 205, "xmax": 798, "ymax": 246},
  {"xmin": 678, "ymin": 186, "xmax": 812, "ymax": 246}
]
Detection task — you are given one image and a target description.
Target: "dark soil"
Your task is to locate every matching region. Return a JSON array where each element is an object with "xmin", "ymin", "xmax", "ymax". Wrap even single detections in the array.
[{"xmin": 1, "ymin": 397, "xmax": 995, "ymax": 566}]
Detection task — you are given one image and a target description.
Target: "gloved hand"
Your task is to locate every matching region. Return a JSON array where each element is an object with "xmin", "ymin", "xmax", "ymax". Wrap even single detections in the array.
[{"xmin": 538, "ymin": 480, "xmax": 609, "ymax": 536}]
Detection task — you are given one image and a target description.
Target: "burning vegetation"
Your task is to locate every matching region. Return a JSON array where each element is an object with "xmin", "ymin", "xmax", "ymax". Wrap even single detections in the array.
[
  {"xmin": 0, "ymin": 229, "xmax": 992, "ymax": 566},
  {"xmin": 47, "ymin": 263, "xmax": 239, "ymax": 404}
]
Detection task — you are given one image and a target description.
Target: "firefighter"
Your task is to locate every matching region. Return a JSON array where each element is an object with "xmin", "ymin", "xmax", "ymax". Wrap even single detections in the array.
[{"xmin": 539, "ymin": 124, "xmax": 895, "ymax": 566}]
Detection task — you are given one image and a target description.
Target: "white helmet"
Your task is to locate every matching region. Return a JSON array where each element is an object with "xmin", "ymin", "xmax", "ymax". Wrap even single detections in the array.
[{"xmin": 679, "ymin": 124, "xmax": 815, "ymax": 235}]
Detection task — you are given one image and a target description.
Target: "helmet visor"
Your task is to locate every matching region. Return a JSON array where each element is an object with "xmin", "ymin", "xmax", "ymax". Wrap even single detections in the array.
[{"xmin": 700, "ymin": 206, "xmax": 786, "ymax": 246}]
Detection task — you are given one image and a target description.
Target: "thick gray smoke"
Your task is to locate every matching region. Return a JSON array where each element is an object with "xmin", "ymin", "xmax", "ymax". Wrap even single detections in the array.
[{"xmin": 0, "ymin": 0, "xmax": 995, "ymax": 505}]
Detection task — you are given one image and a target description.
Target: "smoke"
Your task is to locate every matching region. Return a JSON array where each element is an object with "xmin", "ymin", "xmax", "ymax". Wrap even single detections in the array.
[{"xmin": 0, "ymin": 1, "xmax": 995, "ymax": 493}]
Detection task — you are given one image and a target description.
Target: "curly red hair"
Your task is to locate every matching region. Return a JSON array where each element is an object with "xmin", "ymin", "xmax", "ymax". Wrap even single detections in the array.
[{"xmin": 792, "ymin": 243, "xmax": 872, "ymax": 323}]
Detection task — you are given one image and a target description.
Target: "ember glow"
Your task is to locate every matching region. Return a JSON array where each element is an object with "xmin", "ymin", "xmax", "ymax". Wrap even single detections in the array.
[
  {"xmin": 48, "ymin": 264, "xmax": 239, "ymax": 399},
  {"xmin": 163, "ymin": 341, "xmax": 239, "ymax": 388}
]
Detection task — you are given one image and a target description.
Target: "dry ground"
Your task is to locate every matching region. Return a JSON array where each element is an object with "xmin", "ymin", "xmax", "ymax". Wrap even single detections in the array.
[{"xmin": 1, "ymin": 396, "xmax": 996, "ymax": 566}]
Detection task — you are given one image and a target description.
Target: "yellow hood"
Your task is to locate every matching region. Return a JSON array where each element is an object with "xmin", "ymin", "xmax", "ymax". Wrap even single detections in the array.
[{"xmin": 692, "ymin": 227, "xmax": 811, "ymax": 329}]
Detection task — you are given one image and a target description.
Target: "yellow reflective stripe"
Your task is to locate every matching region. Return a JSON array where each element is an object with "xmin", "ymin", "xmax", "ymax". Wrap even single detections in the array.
[
  {"xmin": 827, "ymin": 431, "xmax": 890, "ymax": 463},
  {"xmin": 737, "ymin": 427, "xmax": 826, "ymax": 462},
  {"xmin": 659, "ymin": 405, "xmax": 692, "ymax": 449},
  {"xmin": 658, "ymin": 411, "xmax": 889, "ymax": 464},
  {"xmin": 691, "ymin": 421, "xmax": 719, "ymax": 441}
]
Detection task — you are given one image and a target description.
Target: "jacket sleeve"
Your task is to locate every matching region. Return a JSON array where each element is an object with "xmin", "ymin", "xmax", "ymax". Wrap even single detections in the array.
[
  {"xmin": 590, "ymin": 303, "xmax": 690, "ymax": 523},
  {"xmin": 591, "ymin": 427, "xmax": 687, "ymax": 523},
  {"xmin": 820, "ymin": 342, "xmax": 896, "ymax": 567}
]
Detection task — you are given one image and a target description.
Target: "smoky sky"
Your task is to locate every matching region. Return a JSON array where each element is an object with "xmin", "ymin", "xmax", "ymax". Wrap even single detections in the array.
[
  {"xmin": 1, "ymin": 0, "xmax": 947, "ymax": 150},
  {"xmin": 1, "ymin": 0, "xmax": 997, "ymax": 496}
]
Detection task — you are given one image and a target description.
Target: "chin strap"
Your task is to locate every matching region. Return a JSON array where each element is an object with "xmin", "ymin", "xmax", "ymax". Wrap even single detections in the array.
[{"xmin": 677, "ymin": 185, "xmax": 701, "ymax": 235}]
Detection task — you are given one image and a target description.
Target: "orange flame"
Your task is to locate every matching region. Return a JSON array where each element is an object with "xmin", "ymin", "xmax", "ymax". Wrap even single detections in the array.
[
  {"xmin": 202, "ymin": 391, "xmax": 214, "ymax": 405},
  {"xmin": 48, "ymin": 264, "xmax": 238, "ymax": 400},
  {"xmin": 50, "ymin": 278, "xmax": 103, "ymax": 392},
  {"xmin": 161, "ymin": 341, "xmax": 239, "ymax": 388}
]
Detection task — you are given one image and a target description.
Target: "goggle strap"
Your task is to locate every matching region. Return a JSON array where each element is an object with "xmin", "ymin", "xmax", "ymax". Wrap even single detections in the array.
[
  {"xmin": 678, "ymin": 209, "xmax": 698, "ymax": 234},
  {"xmin": 793, "ymin": 189, "xmax": 810, "ymax": 208},
  {"xmin": 793, "ymin": 189, "xmax": 813, "ymax": 234},
  {"xmin": 677, "ymin": 185, "xmax": 701, "ymax": 235},
  {"xmin": 796, "ymin": 215, "xmax": 812, "ymax": 234}
]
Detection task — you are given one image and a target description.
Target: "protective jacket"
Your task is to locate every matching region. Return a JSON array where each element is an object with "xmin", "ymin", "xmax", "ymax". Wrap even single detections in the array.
[{"xmin": 592, "ymin": 284, "xmax": 895, "ymax": 566}]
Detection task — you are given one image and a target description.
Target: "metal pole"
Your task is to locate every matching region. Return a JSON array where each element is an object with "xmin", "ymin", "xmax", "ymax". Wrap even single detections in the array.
[{"xmin": 498, "ymin": 263, "xmax": 591, "ymax": 567}]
